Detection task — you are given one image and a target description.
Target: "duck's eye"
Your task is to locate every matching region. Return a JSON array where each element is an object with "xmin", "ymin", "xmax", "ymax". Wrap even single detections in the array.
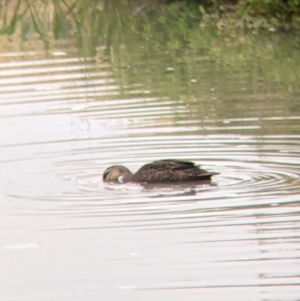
[{"xmin": 117, "ymin": 176, "xmax": 124, "ymax": 183}]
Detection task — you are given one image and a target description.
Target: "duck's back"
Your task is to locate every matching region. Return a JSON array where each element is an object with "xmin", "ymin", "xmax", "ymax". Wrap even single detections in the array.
[{"xmin": 131, "ymin": 159, "xmax": 217, "ymax": 183}]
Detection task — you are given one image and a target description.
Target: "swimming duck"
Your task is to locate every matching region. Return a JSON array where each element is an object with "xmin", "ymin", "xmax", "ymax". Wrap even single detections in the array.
[{"xmin": 103, "ymin": 159, "xmax": 219, "ymax": 184}]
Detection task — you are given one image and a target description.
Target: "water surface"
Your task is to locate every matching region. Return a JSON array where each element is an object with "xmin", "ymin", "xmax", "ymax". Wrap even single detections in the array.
[{"xmin": 0, "ymin": 35, "xmax": 300, "ymax": 301}]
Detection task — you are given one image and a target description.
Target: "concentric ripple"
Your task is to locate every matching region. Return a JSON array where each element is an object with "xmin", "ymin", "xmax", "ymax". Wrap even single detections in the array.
[
  {"xmin": 1, "ymin": 52, "xmax": 300, "ymax": 301},
  {"xmin": 1, "ymin": 54, "xmax": 299, "ymax": 219}
]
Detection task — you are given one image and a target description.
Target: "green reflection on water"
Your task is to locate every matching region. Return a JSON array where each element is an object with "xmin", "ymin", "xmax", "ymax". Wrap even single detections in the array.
[{"xmin": 0, "ymin": 1, "xmax": 299, "ymax": 134}]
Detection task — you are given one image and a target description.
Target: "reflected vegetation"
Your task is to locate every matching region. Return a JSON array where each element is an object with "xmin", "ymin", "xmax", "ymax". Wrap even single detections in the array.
[
  {"xmin": 0, "ymin": 1, "xmax": 299, "ymax": 133},
  {"xmin": 0, "ymin": 1, "xmax": 300, "ymax": 301}
]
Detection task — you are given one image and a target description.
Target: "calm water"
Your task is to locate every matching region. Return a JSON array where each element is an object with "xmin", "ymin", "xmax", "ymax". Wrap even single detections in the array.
[{"xmin": 0, "ymin": 37, "xmax": 300, "ymax": 301}]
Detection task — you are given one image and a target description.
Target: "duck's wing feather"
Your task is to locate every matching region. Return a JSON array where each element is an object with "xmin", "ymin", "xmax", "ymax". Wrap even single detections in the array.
[
  {"xmin": 132, "ymin": 159, "xmax": 218, "ymax": 183},
  {"xmin": 146, "ymin": 159, "xmax": 195, "ymax": 169}
]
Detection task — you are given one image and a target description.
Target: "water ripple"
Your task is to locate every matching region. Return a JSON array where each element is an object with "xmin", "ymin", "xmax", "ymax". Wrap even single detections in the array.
[{"xmin": 1, "ymin": 54, "xmax": 300, "ymax": 301}]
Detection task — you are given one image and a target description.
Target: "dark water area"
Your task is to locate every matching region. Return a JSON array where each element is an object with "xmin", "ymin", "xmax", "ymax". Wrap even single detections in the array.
[{"xmin": 0, "ymin": 31, "xmax": 300, "ymax": 301}]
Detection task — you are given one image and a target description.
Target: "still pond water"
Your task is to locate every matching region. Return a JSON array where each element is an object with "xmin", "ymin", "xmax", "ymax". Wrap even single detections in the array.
[{"xmin": 0, "ymin": 34, "xmax": 300, "ymax": 301}]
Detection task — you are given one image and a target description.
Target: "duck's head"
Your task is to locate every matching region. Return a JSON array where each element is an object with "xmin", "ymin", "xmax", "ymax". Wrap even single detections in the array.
[{"xmin": 103, "ymin": 165, "xmax": 133, "ymax": 183}]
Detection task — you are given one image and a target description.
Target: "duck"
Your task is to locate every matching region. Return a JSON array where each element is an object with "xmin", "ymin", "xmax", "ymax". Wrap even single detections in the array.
[{"xmin": 103, "ymin": 159, "xmax": 219, "ymax": 184}]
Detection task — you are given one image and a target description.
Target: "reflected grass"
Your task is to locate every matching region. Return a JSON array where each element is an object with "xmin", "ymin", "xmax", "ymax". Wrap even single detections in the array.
[
  {"xmin": 0, "ymin": 0, "xmax": 299, "ymax": 126},
  {"xmin": 0, "ymin": 0, "xmax": 160, "ymax": 54}
]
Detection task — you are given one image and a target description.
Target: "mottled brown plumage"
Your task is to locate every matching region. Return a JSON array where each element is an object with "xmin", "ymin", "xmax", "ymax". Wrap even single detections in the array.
[{"xmin": 103, "ymin": 159, "xmax": 219, "ymax": 184}]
